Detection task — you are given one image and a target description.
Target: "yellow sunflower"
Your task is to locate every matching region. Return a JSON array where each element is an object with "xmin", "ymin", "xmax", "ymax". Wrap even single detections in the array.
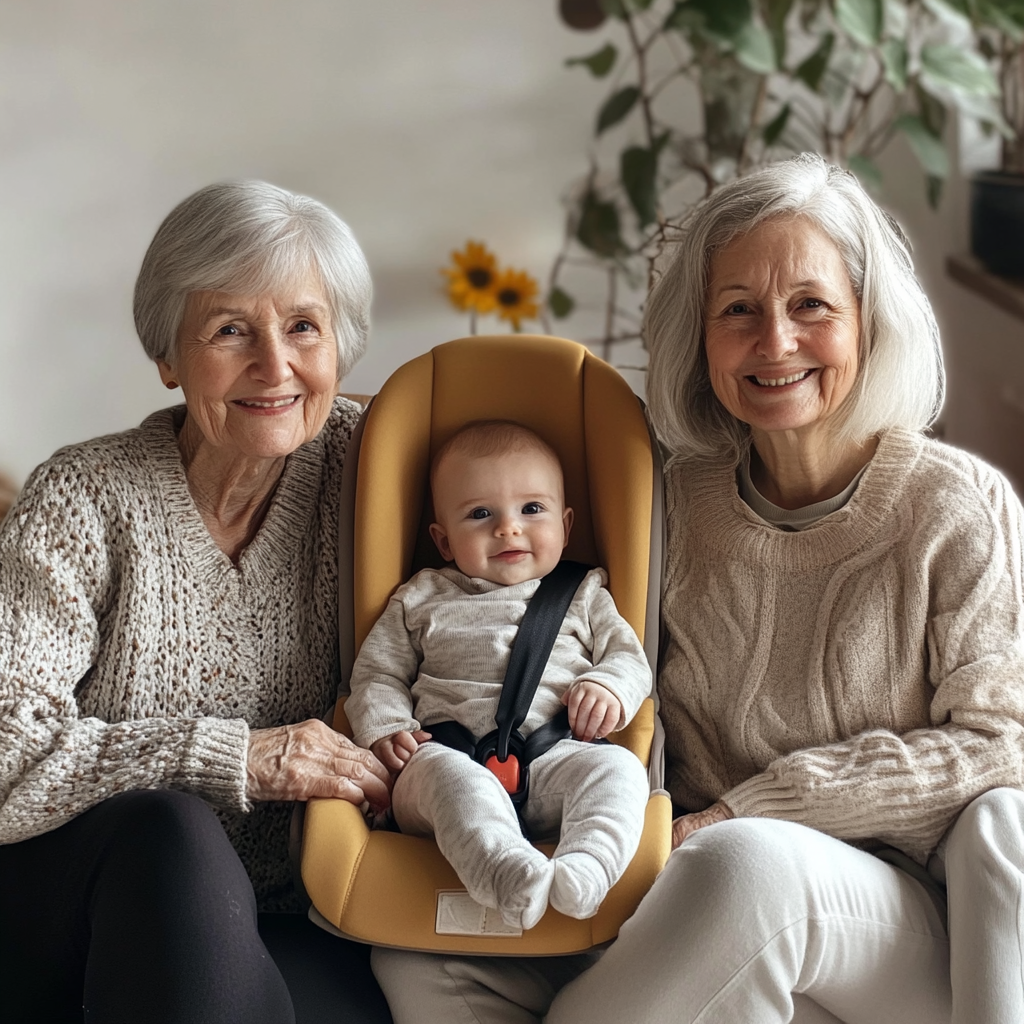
[
  {"xmin": 493, "ymin": 267, "xmax": 540, "ymax": 330},
  {"xmin": 442, "ymin": 241, "xmax": 499, "ymax": 314}
]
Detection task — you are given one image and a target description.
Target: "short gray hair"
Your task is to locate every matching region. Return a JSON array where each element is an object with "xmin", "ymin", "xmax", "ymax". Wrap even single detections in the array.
[
  {"xmin": 133, "ymin": 180, "xmax": 372, "ymax": 379},
  {"xmin": 644, "ymin": 153, "xmax": 944, "ymax": 463}
]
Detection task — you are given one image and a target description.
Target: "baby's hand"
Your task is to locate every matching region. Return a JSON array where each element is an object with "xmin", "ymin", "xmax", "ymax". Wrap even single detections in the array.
[
  {"xmin": 370, "ymin": 729, "xmax": 432, "ymax": 774},
  {"xmin": 563, "ymin": 681, "xmax": 621, "ymax": 742}
]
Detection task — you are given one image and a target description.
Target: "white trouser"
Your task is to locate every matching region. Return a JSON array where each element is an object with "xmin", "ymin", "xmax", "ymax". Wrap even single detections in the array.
[
  {"xmin": 392, "ymin": 738, "xmax": 649, "ymax": 926},
  {"xmin": 372, "ymin": 788, "xmax": 1024, "ymax": 1024}
]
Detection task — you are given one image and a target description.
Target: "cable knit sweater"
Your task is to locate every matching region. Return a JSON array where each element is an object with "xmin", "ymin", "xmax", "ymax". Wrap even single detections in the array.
[
  {"xmin": 660, "ymin": 428, "xmax": 1024, "ymax": 864},
  {"xmin": 0, "ymin": 397, "xmax": 359, "ymax": 911}
]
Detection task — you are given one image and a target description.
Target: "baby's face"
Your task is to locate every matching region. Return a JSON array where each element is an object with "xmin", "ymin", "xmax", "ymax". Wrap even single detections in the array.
[{"xmin": 429, "ymin": 448, "xmax": 573, "ymax": 586}]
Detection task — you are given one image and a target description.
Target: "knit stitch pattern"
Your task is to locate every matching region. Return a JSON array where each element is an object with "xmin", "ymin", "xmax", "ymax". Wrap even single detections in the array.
[
  {"xmin": 660, "ymin": 428, "xmax": 1024, "ymax": 863},
  {"xmin": 0, "ymin": 397, "xmax": 358, "ymax": 910}
]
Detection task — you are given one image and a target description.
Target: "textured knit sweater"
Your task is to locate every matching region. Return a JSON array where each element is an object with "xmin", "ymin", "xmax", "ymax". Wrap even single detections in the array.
[
  {"xmin": 660, "ymin": 428, "xmax": 1024, "ymax": 864},
  {"xmin": 0, "ymin": 397, "xmax": 358, "ymax": 910},
  {"xmin": 345, "ymin": 567, "xmax": 651, "ymax": 749}
]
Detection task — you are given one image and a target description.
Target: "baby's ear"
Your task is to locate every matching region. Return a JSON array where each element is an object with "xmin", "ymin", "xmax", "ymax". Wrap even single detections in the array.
[
  {"xmin": 562, "ymin": 506, "xmax": 574, "ymax": 548},
  {"xmin": 428, "ymin": 522, "xmax": 453, "ymax": 562}
]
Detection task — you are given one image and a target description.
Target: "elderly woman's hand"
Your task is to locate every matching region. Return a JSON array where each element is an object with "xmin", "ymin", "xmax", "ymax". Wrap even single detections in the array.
[
  {"xmin": 671, "ymin": 800, "xmax": 734, "ymax": 850},
  {"xmin": 246, "ymin": 719, "xmax": 391, "ymax": 812}
]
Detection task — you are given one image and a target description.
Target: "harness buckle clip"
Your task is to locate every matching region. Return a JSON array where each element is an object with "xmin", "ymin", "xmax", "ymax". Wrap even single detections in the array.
[{"xmin": 484, "ymin": 753, "xmax": 521, "ymax": 794}]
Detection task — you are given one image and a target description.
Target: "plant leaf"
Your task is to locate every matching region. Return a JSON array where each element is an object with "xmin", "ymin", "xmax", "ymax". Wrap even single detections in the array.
[
  {"xmin": 765, "ymin": 0, "xmax": 796, "ymax": 65},
  {"xmin": 949, "ymin": 90, "xmax": 1014, "ymax": 137},
  {"xmin": 883, "ymin": 0, "xmax": 908, "ymax": 37},
  {"xmin": 896, "ymin": 113, "xmax": 950, "ymax": 178},
  {"xmin": 735, "ymin": 22, "xmax": 777, "ymax": 72},
  {"xmin": 763, "ymin": 103, "xmax": 791, "ymax": 144},
  {"xmin": 926, "ymin": 174, "xmax": 944, "ymax": 209},
  {"xmin": 685, "ymin": 0, "xmax": 753, "ymax": 39},
  {"xmin": 921, "ymin": 0, "xmax": 972, "ymax": 32},
  {"xmin": 920, "ymin": 45, "xmax": 998, "ymax": 97},
  {"xmin": 620, "ymin": 145, "xmax": 658, "ymax": 227},
  {"xmin": 979, "ymin": 1, "xmax": 1024, "ymax": 41},
  {"xmin": 575, "ymin": 191, "xmax": 624, "ymax": 257},
  {"xmin": 566, "ymin": 43, "xmax": 618, "ymax": 78},
  {"xmin": 880, "ymin": 38, "xmax": 907, "ymax": 90},
  {"xmin": 548, "ymin": 287, "xmax": 576, "ymax": 319},
  {"xmin": 664, "ymin": 1, "xmax": 702, "ymax": 32},
  {"xmin": 848, "ymin": 153, "xmax": 883, "ymax": 189},
  {"xmin": 834, "ymin": 0, "xmax": 883, "ymax": 45},
  {"xmin": 795, "ymin": 32, "xmax": 834, "ymax": 91},
  {"xmin": 915, "ymin": 82, "xmax": 948, "ymax": 137},
  {"xmin": 596, "ymin": 86, "xmax": 641, "ymax": 134}
]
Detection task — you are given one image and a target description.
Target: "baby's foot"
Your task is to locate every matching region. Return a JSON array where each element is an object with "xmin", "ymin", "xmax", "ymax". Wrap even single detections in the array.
[
  {"xmin": 550, "ymin": 852, "xmax": 611, "ymax": 920},
  {"xmin": 492, "ymin": 849, "xmax": 554, "ymax": 931}
]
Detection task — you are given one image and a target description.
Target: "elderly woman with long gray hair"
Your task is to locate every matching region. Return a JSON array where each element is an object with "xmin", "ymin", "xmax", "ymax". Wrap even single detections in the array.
[
  {"xmin": 0, "ymin": 181, "xmax": 393, "ymax": 1022},
  {"xmin": 374, "ymin": 155, "xmax": 1024, "ymax": 1024}
]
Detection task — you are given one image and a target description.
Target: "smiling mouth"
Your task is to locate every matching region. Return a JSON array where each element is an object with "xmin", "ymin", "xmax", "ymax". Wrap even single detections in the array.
[
  {"xmin": 748, "ymin": 369, "xmax": 814, "ymax": 387},
  {"xmin": 494, "ymin": 550, "xmax": 529, "ymax": 561},
  {"xmin": 234, "ymin": 396, "xmax": 300, "ymax": 409}
]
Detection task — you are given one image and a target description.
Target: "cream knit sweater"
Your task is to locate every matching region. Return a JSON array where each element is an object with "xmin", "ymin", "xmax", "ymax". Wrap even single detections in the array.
[
  {"xmin": 660, "ymin": 428, "xmax": 1024, "ymax": 864},
  {"xmin": 0, "ymin": 398, "xmax": 358, "ymax": 910}
]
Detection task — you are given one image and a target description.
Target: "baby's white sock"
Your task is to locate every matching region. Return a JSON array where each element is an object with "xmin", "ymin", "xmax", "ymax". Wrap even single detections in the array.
[
  {"xmin": 492, "ymin": 849, "xmax": 555, "ymax": 931},
  {"xmin": 549, "ymin": 851, "xmax": 611, "ymax": 920}
]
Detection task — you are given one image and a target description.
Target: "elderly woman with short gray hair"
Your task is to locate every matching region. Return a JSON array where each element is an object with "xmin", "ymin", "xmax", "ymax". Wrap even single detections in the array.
[
  {"xmin": 0, "ymin": 181, "xmax": 392, "ymax": 1023},
  {"xmin": 375, "ymin": 155, "xmax": 1024, "ymax": 1024}
]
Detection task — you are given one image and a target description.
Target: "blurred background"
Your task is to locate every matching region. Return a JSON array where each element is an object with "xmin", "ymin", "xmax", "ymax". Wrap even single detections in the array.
[{"xmin": 0, "ymin": 0, "xmax": 1022, "ymax": 495}]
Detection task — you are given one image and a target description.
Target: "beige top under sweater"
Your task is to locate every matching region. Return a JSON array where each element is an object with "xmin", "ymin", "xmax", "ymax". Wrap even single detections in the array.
[
  {"xmin": 0, "ymin": 397, "xmax": 359, "ymax": 910},
  {"xmin": 346, "ymin": 567, "xmax": 651, "ymax": 749},
  {"xmin": 661, "ymin": 428, "xmax": 1024, "ymax": 864}
]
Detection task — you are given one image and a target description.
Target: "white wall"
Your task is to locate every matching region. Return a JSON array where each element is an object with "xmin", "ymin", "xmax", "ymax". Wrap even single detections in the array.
[
  {"xmin": 2, "ymin": 1, "xmax": 1021, "ymax": 487},
  {"xmin": 0, "ymin": 0, "xmax": 601, "ymax": 482}
]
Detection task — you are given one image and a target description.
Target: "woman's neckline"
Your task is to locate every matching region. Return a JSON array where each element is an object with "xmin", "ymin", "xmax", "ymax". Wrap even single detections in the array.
[{"xmin": 141, "ymin": 405, "xmax": 324, "ymax": 583}]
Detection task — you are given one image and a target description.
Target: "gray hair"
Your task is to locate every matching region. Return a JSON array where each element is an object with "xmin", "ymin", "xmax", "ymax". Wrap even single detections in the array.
[
  {"xmin": 133, "ymin": 180, "xmax": 372, "ymax": 379},
  {"xmin": 644, "ymin": 153, "xmax": 944, "ymax": 463}
]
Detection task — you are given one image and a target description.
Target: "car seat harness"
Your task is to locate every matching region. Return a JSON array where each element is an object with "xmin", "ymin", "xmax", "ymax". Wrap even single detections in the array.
[{"xmin": 427, "ymin": 560, "xmax": 598, "ymax": 834}]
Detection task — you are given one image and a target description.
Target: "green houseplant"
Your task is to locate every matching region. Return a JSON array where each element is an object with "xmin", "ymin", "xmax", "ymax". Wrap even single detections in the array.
[{"xmin": 546, "ymin": 0, "xmax": 1019, "ymax": 351}]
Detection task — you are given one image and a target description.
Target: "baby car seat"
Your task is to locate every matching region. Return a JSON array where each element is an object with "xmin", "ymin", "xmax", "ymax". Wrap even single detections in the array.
[{"xmin": 300, "ymin": 335, "xmax": 672, "ymax": 954}]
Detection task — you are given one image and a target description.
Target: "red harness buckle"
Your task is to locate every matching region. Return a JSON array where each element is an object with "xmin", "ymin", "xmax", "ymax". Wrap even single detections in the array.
[{"xmin": 484, "ymin": 753, "xmax": 521, "ymax": 794}]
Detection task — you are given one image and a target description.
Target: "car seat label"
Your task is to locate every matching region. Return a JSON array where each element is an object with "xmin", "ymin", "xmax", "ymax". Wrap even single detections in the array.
[{"xmin": 434, "ymin": 890, "xmax": 524, "ymax": 936}]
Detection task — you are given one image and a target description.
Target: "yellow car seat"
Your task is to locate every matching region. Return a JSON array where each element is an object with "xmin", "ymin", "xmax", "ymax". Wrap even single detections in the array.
[{"xmin": 301, "ymin": 335, "xmax": 672, "ymax": 954}]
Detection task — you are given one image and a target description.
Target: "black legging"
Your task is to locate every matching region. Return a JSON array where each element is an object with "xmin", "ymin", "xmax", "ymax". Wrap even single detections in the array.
[{"xmin": 0, "ymin": 789, "xmax": 392, "ymax": 1024}]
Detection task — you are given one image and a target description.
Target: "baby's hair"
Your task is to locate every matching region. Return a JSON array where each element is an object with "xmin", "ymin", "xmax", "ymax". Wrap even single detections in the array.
[{"xmin": 430, "ymin": 420, "xmax": 562, "ymax": 493}]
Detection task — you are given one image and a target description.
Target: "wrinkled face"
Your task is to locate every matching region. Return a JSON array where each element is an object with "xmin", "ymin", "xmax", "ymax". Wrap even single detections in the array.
[
  {"xmin": 428, "ymin": 448, "xmax": 573, "ymax": 586},
  {"xmin": 158, "ymin": 276, "xmax": 338, "ymax": 463},
  {"xmin": 703, "ymin": 216, "xmax": 862, "ymax": 442}
]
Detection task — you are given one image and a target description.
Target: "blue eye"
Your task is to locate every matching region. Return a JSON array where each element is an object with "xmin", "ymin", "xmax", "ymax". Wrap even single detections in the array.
[
  {"xmin": 468, "ymin": 508, "xmax": 490, "ymax": 520},
  {"xmin": 522, "ymin": 503, "xmax": 542, "ymax": 515}
]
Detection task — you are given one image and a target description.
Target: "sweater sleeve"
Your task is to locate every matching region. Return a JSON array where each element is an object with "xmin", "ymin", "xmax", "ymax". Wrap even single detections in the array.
[
  {"xmin": 345, "ymin": 586, "xmax": 423, "ymax": 748},
  {"xmin": 0, "ymin": 458, "xmax": 249, "ymax": 845},
  {"xmin": 571, "ymin": 572, "xmax": 652, "ymax": 729},
  {"xmin": 722, "ymin": 469, "xmax": 1024, "ymax": 863}
]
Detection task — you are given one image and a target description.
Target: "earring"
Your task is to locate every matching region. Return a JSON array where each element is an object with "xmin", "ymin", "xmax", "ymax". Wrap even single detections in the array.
[{"xmin": 165, "ymin": 380, "xmax": 179, "ymax": 389}]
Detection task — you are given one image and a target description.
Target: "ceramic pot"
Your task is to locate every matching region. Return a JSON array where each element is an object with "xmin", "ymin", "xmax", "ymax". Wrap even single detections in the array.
[{"xmin": 971, "ymin": 171, "xmax": 1024, "ymax": 277}]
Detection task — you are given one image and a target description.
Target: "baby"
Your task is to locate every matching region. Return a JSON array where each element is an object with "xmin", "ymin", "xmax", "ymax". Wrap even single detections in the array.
[{"xmin": 345, "ymin": 420, "xmax": 651, "ymax": 930}]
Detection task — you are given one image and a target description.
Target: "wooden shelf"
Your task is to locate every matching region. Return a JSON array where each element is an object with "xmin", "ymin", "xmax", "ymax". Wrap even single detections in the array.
[{"xmin": 946, "ymin": 254, "xmax": 1024, "ymax": 323}]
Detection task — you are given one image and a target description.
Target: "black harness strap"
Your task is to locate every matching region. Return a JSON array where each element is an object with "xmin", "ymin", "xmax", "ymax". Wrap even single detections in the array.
[
  {"xmin": 494, "ymin": 559, "xmax": 592, "ymax": 761},
  {"xmin": 427, "ymin": 560, "xmax": 593, "ymax": 829}
]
